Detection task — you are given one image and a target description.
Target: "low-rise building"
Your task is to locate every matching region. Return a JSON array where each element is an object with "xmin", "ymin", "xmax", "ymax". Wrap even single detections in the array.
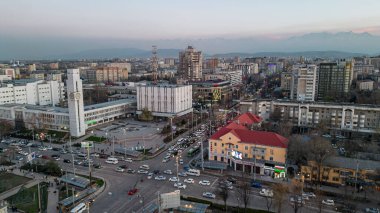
[
  {"xmin": 209, "ymin": 123, "xmax": 288, "ymax": 178},
  {"xmin": 191, "ymin": 80, "xmax": 233, "ymax": 107},
  {"xmin": 356, "ymin": 80, "xmax": 374, "ymax": 91},
  {"xmin": 301, "ymin": 156, "xmax": 379, "ymax": 186}
]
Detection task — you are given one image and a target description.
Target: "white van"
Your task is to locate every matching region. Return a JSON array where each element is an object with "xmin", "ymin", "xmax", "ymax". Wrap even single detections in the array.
[
  {"xmin": 186, "ymin": 169, "xmax": 200, "ymax": 176},
  {"xmin": 139, "ymin": 165, "xmax": 150, "ymax": 170},
  {"xmin": 105, "ymin": 157, "xmax": 119, "ymax": 164},
  {"xmin": 70, "ymin": 202, "xmax": 87, "ymax": 213}
]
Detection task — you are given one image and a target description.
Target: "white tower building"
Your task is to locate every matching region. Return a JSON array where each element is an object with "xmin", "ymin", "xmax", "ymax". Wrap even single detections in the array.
[{"xmin": 67, "ymin": 69, "xmax": 85, "ymax": 137}]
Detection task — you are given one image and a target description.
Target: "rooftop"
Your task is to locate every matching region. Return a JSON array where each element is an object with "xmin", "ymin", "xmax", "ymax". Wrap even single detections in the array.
[
  {"xmin": 234, "ymin": 112, "xmax": 262, "ymax": 125},
  {"xmin": 324, "ymin": 156, "xmax": 379, "ymax": 171}
]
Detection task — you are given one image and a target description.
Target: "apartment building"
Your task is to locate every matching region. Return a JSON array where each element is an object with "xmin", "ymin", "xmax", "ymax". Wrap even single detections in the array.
[
  {"xmin": 136, "ymin": 84, "xmax": 193, "ymax": 117},
  {"xmin": 178, "ymin": 46, "xmax": 202, "ymax": 81},
  {"xmin": 191, "ymin": 80, "xmax": 233, "ymax": 107},
  {"xmin": 204, "ymin": 70, "xmax": 243, "ymax": 86},
  {"xmin": 240, "ymin": 99, "xmax": 380, "ymax": 133},
  {"xmin": 86, "ymin": 67, "xmax": 128, "ymax": 83},
  {"xmin": 0, "ymin": 80, "xmax": 64, "ymax": 106}
]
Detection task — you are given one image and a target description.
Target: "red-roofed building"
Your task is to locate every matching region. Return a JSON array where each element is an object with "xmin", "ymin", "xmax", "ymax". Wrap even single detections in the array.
[
  {"xmin": 209, "ymin": 125, "xmax": 288, "ymax": 178},
  {"xmin": 234, "ymin": 112, "xmax": 262, "ymax": 128}
]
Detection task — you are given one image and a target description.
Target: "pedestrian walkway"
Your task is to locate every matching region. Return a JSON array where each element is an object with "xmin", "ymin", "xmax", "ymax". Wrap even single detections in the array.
[{"xmin": 46, "ymin": 181, "xmax": 59, "ymax": 213}]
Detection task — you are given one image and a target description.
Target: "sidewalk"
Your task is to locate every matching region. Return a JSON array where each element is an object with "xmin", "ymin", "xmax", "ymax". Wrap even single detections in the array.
[{"xmin": 46, "ymin": 181, "xmax": 59, "ymax": 213}]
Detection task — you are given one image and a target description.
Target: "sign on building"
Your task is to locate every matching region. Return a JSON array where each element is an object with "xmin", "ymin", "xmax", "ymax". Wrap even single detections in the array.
[
  {"xmin": 160, "ymin": 190, "xmax": 180, "ymax": 210},
  {"xmin": 81, "ymin": 141, "xmax": 94, "ymax": 148}
]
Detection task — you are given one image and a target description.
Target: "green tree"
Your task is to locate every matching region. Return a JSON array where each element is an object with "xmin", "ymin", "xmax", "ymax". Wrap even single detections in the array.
[{"xmin": 0, "ymin": 119, "xmax": 13, "ymax": 139}]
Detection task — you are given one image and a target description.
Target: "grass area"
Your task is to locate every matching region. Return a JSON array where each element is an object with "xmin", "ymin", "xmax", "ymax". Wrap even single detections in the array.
[
  {"xmin": 0, "ymin": 172, "xmax": 31, "ymax": 193},
  {"xmin": 6, "ymin": 182, "xmax": 48, "ymax": 213},
  {"xmin": 86, "ymin": 136, "xmax": 106, "ymax": 143},
  {"xmin": 181, "ymin": 196, "xmax": 273, "ymax": 213}
]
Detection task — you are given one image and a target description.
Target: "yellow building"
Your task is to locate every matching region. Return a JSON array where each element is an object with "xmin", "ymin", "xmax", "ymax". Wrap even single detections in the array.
[
  {"xmin": 209, "ymin": 122, "xmax": 288, "ymax": 178},
  {"xmin": 301, "ymin": 156, "xmax": 379, "ymax": 187}
]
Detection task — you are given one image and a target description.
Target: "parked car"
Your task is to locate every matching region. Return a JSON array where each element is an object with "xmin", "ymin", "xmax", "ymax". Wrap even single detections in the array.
[
  {"xmin": 184, "ymin": 178, "xmax": 194, "ymax": 184},
  {"xmin": 178, "ymin": 172, "xmax": 187, "ymax": 177},
  {"xmin": 125, "ymin": 158, "xmax": 133, "ymax": 163},
  {"xmin": 365, "ymin": 208, "xmax": 380, "ymax": 213},
  {"xmin": 163, "ymin": 170, "xmax": 173, "ymax": 175},
  {"xmin": 199, "ymin": 180, "xmax": 211, "ymax": 186},
  {"xmin": 202, "ymin": 192, "xmax": 215, "ymax": 199},
  {"xmin": 93, "ymin": 163, "xmax": 102, "ymax": 169},
  {"xmin": 147, "ymin": 173, "xmax": 153, "ymax": 179},
  {"xmin": 126, "ymin": 169, "xmax": 136, "ymax": 174},
  {"xmin": 169, "ymin": 177, "xmax": 179, "ymax": 182},
  {"xmin": 174, "ymin": 182, "xmax": 187, "ymax": 189},
  {"xmin": 128, "ymin": 188, "xmax": 138, "ymax": 195},
  {"xmin": 155, "ymin": 176, "xmax": 166, "ymax": 181},
  {"xmin": 116, "ymin": 167, "xmax": 125, "ymax": 172},
  {"xmin": 251, "ymin": 181, "xmax": 262, "ymax": 188},
  {"xmin": 322, "ymin": 199, "xmax": 335, "ymax": 206},
  {"xmin": 63, "ymin": 159, "xmax": 71, "ymax": 163},
  {"xmin": 137, "ymin": 170, "xmax": 148, "ymax": 174},
  {"xmin": 259, "ymin": 189, "xmax": 274, "ymax": 197},
  {"xmin": 227, "ymin": 177, "xmax": 237, "ymax": 184}
]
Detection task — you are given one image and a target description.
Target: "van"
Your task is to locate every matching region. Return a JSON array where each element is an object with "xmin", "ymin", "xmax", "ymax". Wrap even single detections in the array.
[
  {"xmin": 105, "ymin": 157, "xmax": 118, "ymax": 164},
  {"xmin": 77, "ymin": 153, "xmax": 87, "ymax": 159},
  {"xmin": 139, "ymin": 165, "xmax": 149, "ymax": 170}
]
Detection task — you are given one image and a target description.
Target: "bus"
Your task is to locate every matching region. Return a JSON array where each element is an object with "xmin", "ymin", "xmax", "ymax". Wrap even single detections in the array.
[
  {"xmin": 186, "ymin": 168, "xmax": 200, "ymax": 176},
  {"xmin": 70, "ymin": 202, "xmax": 87, "ymax": 213},
  {"xmin": 187, "ymin": 146, "xmax": 200, "ymax": 157}
]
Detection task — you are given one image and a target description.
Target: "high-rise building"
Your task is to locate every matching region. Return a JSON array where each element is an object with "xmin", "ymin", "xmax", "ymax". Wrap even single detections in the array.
[
  {"xmin": 67, "ymin": 69, "xmax": 85, "ymax": 137},
  {"xmin": 178, "ymin": 46, "xmax": 202, "ymax": 81},
  {"xmin": 317, "ymin": 61, "xmax": 353, "ymax": 101},
  {"xmin": 293, "ymin": 65, "xmax": 317, "ymax": 102}
]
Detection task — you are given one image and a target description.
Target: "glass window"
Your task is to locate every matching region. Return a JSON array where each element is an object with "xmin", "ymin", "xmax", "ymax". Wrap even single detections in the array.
[
  {"xmin": 214, "ymin": 143, "xmax": 217, "ymax": 146},
  {"xmin": 245, "ymin": 146, "xmax": 248, "ymax": 150},
  {"xmin": 235, "ymin": 145, "xmax": 238, "ymax": 149}
]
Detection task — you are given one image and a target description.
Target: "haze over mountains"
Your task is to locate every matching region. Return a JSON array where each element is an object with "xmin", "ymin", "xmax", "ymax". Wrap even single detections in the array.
[{"xmin": 1, "ymin": 31, "xmax": 380, "ymax": 60}]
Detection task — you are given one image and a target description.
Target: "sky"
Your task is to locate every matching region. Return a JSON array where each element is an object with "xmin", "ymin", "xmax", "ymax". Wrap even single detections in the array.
[{"xmin": 1, "ymin": 0, "xmax": 380, "ymax": 58}]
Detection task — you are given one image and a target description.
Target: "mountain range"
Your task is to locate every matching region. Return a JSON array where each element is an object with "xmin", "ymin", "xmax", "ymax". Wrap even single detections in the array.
[{"xmin": 1, "ymin": 31, "xmax": 380, "ymax": 60}]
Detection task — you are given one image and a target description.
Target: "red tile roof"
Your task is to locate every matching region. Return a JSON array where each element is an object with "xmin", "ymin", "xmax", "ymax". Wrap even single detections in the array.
[
  {"xmin": 235, "ymin": 112, "xmax": 262, "ymax": 126},
  {"xmin": 225, "ymin": 122, "xmax": 248, "ymax": 130},
  {"xmin": 210, "ymin": 127, "xmax": 288, "ymax": 148}
]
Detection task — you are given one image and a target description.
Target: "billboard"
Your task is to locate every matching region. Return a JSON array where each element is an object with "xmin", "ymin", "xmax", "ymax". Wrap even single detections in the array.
[
  {"xmin": 160, "ymin": 190, "xmax": 180, "ymax": 209},
  {"xmin": 81, "ymin": 141, "xmax": 94, "ymax": 148},
  {"xmin": 231, "ymin": 150, "xmax": 242, "ymax": 159}
]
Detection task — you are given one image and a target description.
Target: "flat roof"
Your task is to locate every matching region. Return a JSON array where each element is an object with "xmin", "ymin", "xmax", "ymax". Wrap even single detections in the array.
[
  {"xmin": 325, "ymin": 156, "xmax": 379, "ymax": 171},
  {"xmin": 84, "ymin": 99, "xmax": 136, "ymax": 111}
]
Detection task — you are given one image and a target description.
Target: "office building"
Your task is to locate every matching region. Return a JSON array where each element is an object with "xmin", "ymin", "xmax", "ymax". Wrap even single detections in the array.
[
  {"xmin": 136, "ymin": 84, "xmax": 193, "ymax": 117},
  {"xmin": 293, "ymin": 64, "xmax": 318, "ymax": 101},
  {"xmin": 0, "ymin": 80, "xmax": 64, "ymax": 106},
  {"xmin": 203, "ymin": 70, "xmax": 243, "ymax": 86},
  {"xmin": 191, "ymin": 80, "xmax": 233, "ymax": 107},
  {"xmin": 317, "ymin": 61, "xmax": 353, "ymax": 101},
  {"xmin": 178, "ymin": 46, "xmax": 202, "ymax": 81}
]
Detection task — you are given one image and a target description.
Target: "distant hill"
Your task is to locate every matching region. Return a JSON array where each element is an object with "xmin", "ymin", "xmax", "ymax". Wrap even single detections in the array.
[{"xmin": 211, "ymin": 51, "xmax": 367, "ymax": 59}]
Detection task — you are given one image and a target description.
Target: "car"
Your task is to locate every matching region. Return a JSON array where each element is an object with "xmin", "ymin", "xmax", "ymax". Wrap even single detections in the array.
[
  {"xmin": 128, "ymin": 188, "xmax": 138, "ymax": 195},
  {"xmin": 155, "ymin": 176, "xmax": 166, "ymax": 181},
  {"xmin": 125, "ymin": 158, "xmax": 133, "ymax": 163},
  {"xmin": 139, "ymin": 165, "xmax": 150, "ymax": 170},
  {"xmin": 302, "ymin": 192, "xmax": 316, "ymax": 198},
  {"xmin": 174, "ymin": 182, "xmax": 187, "ymax": 189},
  {"xmin": 147, "ymin": 173, "xmax": 153, "ymax": 179},
  {"xmin": 26, "ymin": 142, "xmax": 34, "ymax": 147},
  {"xmin": 38, "ymin": 146, "xmax": 47, "ymax": 151},
  {"xmin": 52, "ymin": 147, "xmax": 60, "ymax": 151},
  {"xmin": 116, "ymin": 167, "xmax": 125, "ymax": 172},
  {"xmin": 184, "ymin": 178, "xmax": 194, "ymax": 184},
  {"xmin": 137, "ymin": 170, "xmax": 148, "ymax": 174},
  {"xmin": 259, "ymin": 189, "xmax": 273, "ymax": 197},
  {"xmin": 119, "ymin": 165, "xmax": 128, "ymax": 169},
  {"xmin": 202, "ymin": 192, "xmax": 216, "ymax": 199},
  {"xmin": 227, "ymin": 177, "xmax": 237, "ymax": 184},
  {"xmin": 322, "ymin": 134, "xmax": 332, "ymax": 138},
  {"xmin": 179, "ymin": 159, "xmax": 184, "ymax": 165},
  {"xmin": 163, "ymin": 170, "xmax": 173, "ymax": 175},
  {"xmin": 178, "ymin": 172, "xmax": 187, "ymax": 177},
  {"xmin": 332, "ymin": 143, "xmax": 338, "ymax": 149},
  {"xmin": 153, "ymin": 170, "xmax": 160, "ymax": 174},
  {"xmin": 336, "ymin": 135, "xmax": 346, "ymax": 139},
  {"xmin": 90, "ymin": 153, "xmax": 99, "ymax": 157},
  {"xmin": 126, "ymin": 169, "xmax": 136, "ymax": 174},
  {"xmin": 93, "ymin": 163, "xmax": 102, "ymax": 169},
  {"xmin": 169, "ymin": 177, "xmax": 179, "ymax": 182},
  {"xmin": 290, "ymin": 196, "xmax": 305, "ymax": 205},
  {"xmin": 63, "ymin": 159, "xmax": 71, "ymax": 163},
  {"xmin": 51, "ymin": 155, "xmax": 61, "ymax": 160},
  {"xmin": 162, "ymin": 158, "xmax": 170, "ymax": 163},
  {"xmin": 199, "ymin": 180, "xmax": 211, "ymax": 186},
  {"xmin": 322, "ymin": 199, "xmax": 335, "ymax": 206},
  {"xmin": 74, "ymin": 160, "xmax": 82, "ymax": 165},
  {"xmin": 15, "ymin": 156, "xmax": 23, "ymax": 161},
  {"xmin": 251, "ymin": 181, "xmax": 262, "ymax": 188},
  {"xmin": 219, "ymin": 180, "xmax": 232, "ymax": 186},
  {"xmin": 365, "ymin": 208, "xmax": 380, "ymax": 213}
]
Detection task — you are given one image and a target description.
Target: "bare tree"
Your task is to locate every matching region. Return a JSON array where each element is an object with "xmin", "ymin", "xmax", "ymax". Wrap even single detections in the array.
[
  {"xmin": 0, "ymin": 119, "xmax": 13, "ymax": 139},
  {"xmin": 236, "ymin": 172, "xmax": 252, "ymax": 213},
  {"xmin": 309, "ymin": 136, "xmax": 333, "ymax": 187},
  {"xmin": 264, "ymin": 194, "xmax": 273, "ymax": 212},
  {"xmin": 289, "ymin": 179, "xmax": 303, "ymax": 213},
  {"xmin": 287, "ymin": 135, "xmax": 308, "ymax": 166},
  {"xmin": 273, "ymin": 183, "xmax": 288, "ymax": 213},
  {"xmin": 217, "ymin": 180, "xmax": 229, "ymax": 212},
  {"xmin": 277, "ymin": 121, "xmax": 293, "ymax": 137}
]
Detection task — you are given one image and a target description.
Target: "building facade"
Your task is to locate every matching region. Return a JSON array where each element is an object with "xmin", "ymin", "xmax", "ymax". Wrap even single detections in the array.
[
  {"xmin": 203, "ymin": 70, "xmax": 243, "ymax": 86},
  {"xmin": 240, "ymin": 99, "xmax": 380, "ymax": 133},
  {"xmin": 67, "ymin": 69, "xmax": 85, "ymax": 137},
  {"xmin": 0, "ymin": 80, "xmax": 64, "ymax": 106},
  {"xmin": 356, "ymin": 80, "xmax": 374, "ymax": 91},
  {"xmin": 86, "ymin": 67, "xmax": 128, "ymax": 83},
  {"xmin": 209, "ymin": 123, "xmax": 288, "ymax": 178},
  {"xmin": 317, "ymin": 61, "xmax": 353, "ymax": 101},
  {"xmin": 136, "ymin": 84, "xmax": 193, "ymax": 117},
  {"xmin": 191, "ymin": 80, "xmax": 233, "ymax": 108},
  {"xmin": 293, "ymin": 64, "xmax": 318, "ymax": 101},
  {"xmin": 178, "ymin": 46, "xmax": 202, "ymax": 81}
]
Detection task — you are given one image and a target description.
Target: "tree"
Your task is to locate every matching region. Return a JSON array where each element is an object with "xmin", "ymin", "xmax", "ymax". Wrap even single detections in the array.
[
  {"xmin": 0, "ymin": 119, "xmax": 13, "ymax": 139},
  {"xmin": 264, "ymin": 193, "xmax": 273, "ymax": 212},
  {"xmin": 277, "ymin": 121, "xmax": 293, "ymax": 137},
  {"xmin": 138, "ymin": 108, "xmax": 153, "ymax": 121},
  {"xmin": 287, "ymin": 135, "xmax": 308, "ymax": 166},
  {"xmin": 217, "ymin": 180, "xmax": 229, "ymax": 212},
  {"xmin": 270, "ymin": 108, "xmax": 282, "ymax": 122},
  {"xmin": 289, "ymin": 179, "xmax": 303, "ymax": 213},
  {"xmin": 273, "ymin": 183, "xmax": 288, "ymax": 213},
  {"xmin": 309, "ymin": 136, "xmax": 333, "ymax": 186},
  {"xmin": 236, "ymin": 172, "xmax": 252, "ymax": 213}
]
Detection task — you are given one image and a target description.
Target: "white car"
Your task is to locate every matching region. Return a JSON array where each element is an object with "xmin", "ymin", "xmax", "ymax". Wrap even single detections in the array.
[
  {"xmin": 322, "ymin": 199, "xmax": 335, "ymax": 206},
  {"xmin": 90, "ymin": 153, "xmax": 99, "ymax": 157},
  {"xmin": 174, "ymin": 182, "xmax": 187, "ymax": 189},
  {"xmin": 147, "ymin": 173, "xmax": 153, "ymax": 179},
  {"xmin": 137, "ymin": 170, "xmax": 149, "ymax": 174},
  {"xmin": 169, "ymin": 177, "xmax": 179, "ymax": 182},
  {"xmin": 139, "ymin": 165, "xmax": 150, "ymax": 170},
  {"xmin": 38, "ymin": 146, "xmax": 47, "ymax": 151},
  {"xmin": 199, "ymin": 180, "xmax": 211, "ymax": 186},
  {"xmin": 163, "ymin": 170, "xmax": 173, "ymax": 175},
  {"xmin": 162, "ymin": 158, "xmax": 170, "ymax": 163},
  {"xmin": 115, "ymin": 167, "xmax": 125, "ymax": 172},
  {"xmin": 202, "ymin": 192, "xmax": 216, "ymax": 199},
  {"xmin": 179, "ymin": 159, "xmax": 184, "ymax": 165},
  {"xmin": 46, "ymin": 145, "xmax": 53, "ymax": 150},
  {"xmin": 125, "ymin": 158, "xmax": 133, "ymax": 163},
  {"xmin": 322, "ymin": 134, "xmax": 331, "ymax": 138},
  {"xmin": 178, "ymin": 172, "xmax": 187, "ymax": 177},
  {"xmin": 302, "ymin": 192, "xmax": 316, "ymax": 199},
  {"xmin": 155, "ymin": 176, "xmax": 166, "ymax": 181},
  {"xmin": 259, "ymin": 189, "xmax": 273, "ymax": 197},
  {"xmin": 184, "ymin": 178, "xmax": 194, "ymax": 184}
]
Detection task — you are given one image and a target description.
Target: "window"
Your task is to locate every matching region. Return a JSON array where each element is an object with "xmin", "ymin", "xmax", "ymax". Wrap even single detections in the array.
[
  {"xmin": 332, "ymin": 177, "xmax": 339, "ymax": 181},
  {"xmin": 235, "ymin": 145, "xmax": 238, "ymax": 149},
  {"xmin": 245, "ymin": 146, "xmax": 248, "ymax": 150},
  {"xmin": 244, "ymin": 153, "xmax": 248, "ymax": 158},
  {"xmin": 214, "ymin": 156, "xmax": 217, "ymax": 161},
  {"xmin": 222, "ymin": 143, "xmax": 224, "ymax": 147},
  {"xmin": 269, "ymin": 157, "xmax": 273, "ymax": 161},
  {"xmin": 270, "ymin": 149, "xmax": 274, "ymax": 155},
  {"xmin": 222, "ymin": 150, "xmax": 224, "ymax": 154},
  {"xmin": 214, "ymin": 143, "xmax": 217, "ymax": 147}
]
